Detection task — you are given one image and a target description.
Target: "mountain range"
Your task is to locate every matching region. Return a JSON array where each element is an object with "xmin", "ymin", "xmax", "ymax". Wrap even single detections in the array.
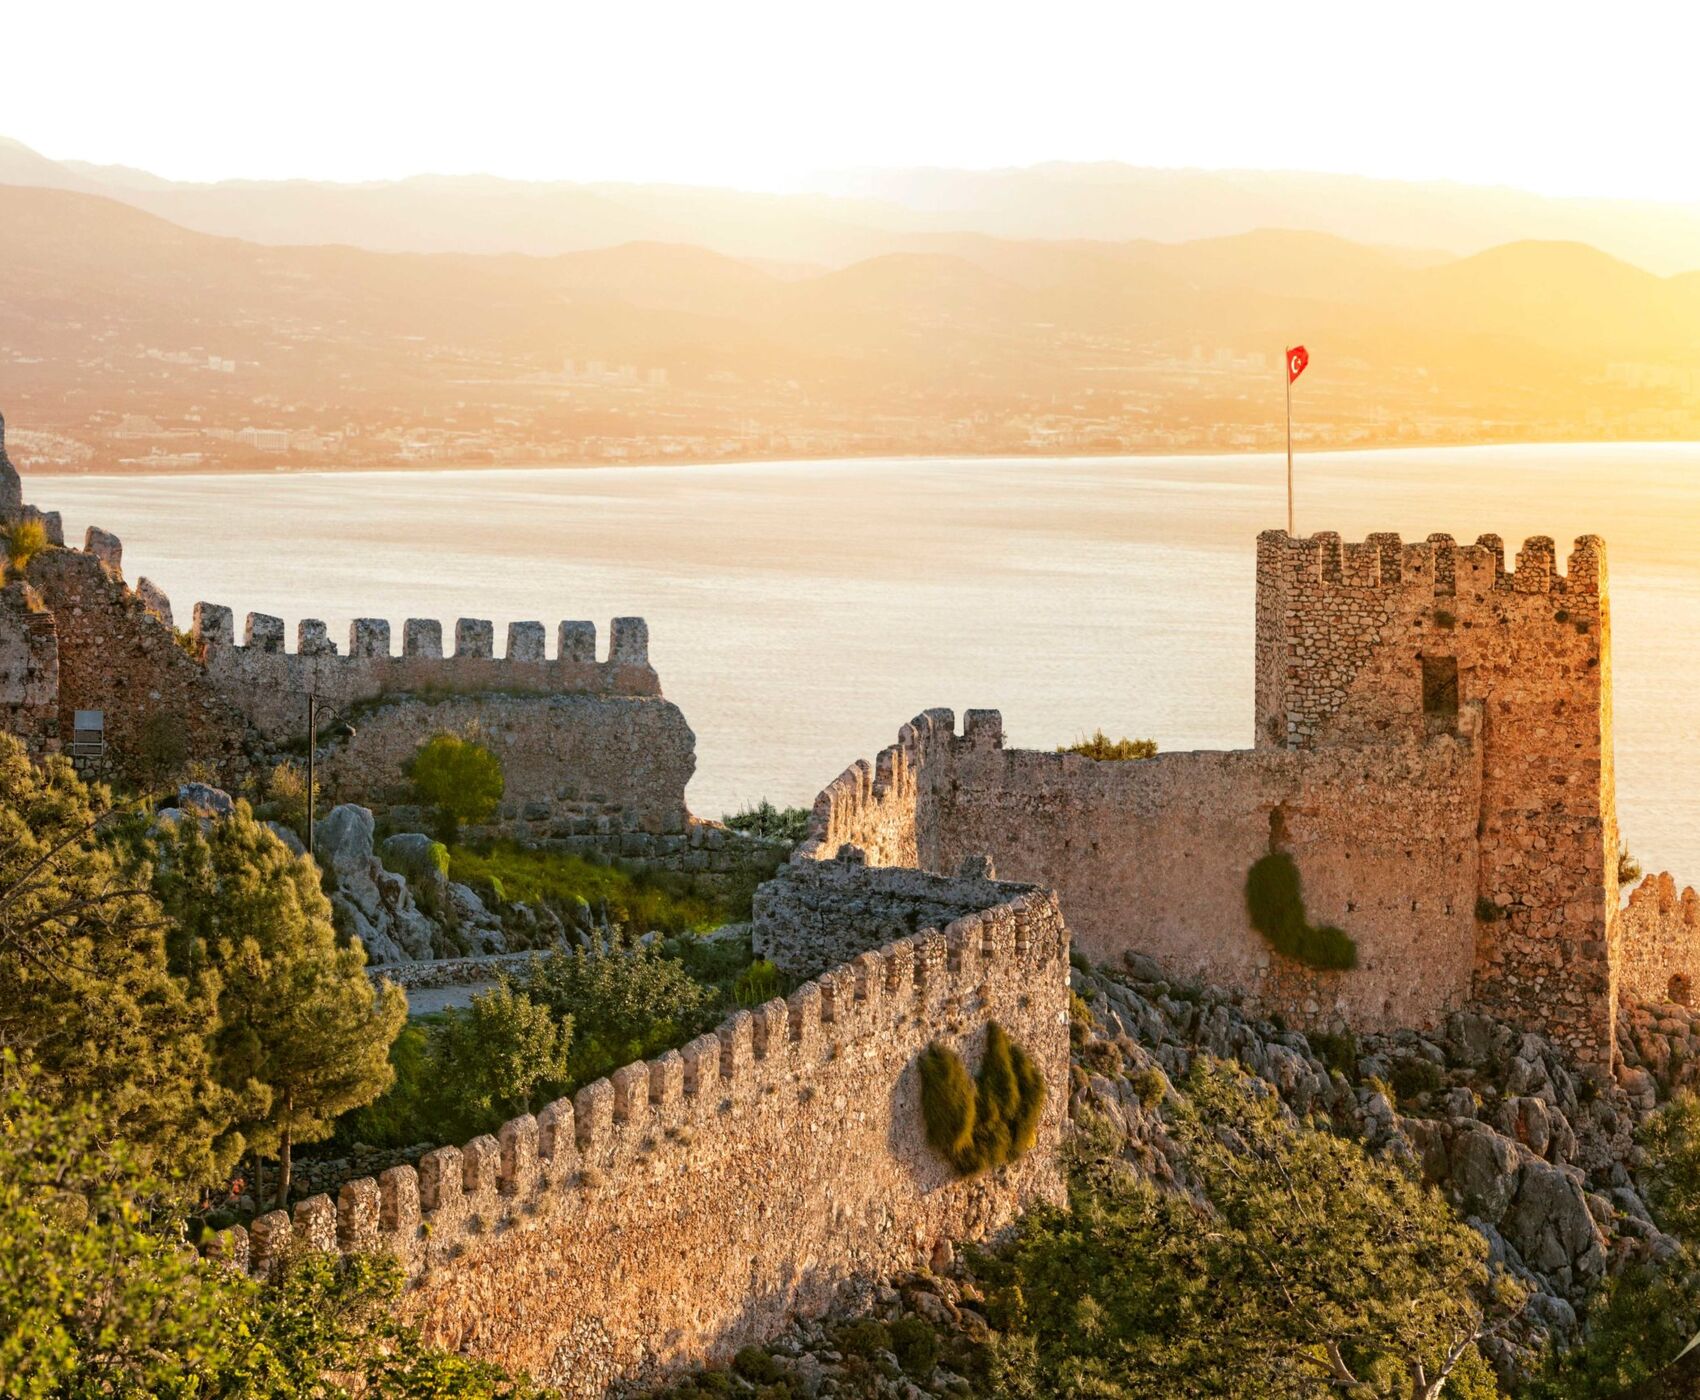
[{"xmin": 1, "ymin": 136, "xmax": 1698, "ymax": 472}]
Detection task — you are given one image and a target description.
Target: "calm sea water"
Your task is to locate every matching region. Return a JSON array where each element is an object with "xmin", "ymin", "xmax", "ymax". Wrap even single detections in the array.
[{"xmin": 36, "ymin": 445, "xmax": 1700, "ymax": 880}]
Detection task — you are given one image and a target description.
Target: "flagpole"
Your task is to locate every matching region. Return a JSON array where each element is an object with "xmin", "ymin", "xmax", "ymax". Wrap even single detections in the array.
[{"xmin": 1284, "ymin": 348, "xmax": 1294, "ymax": 535}]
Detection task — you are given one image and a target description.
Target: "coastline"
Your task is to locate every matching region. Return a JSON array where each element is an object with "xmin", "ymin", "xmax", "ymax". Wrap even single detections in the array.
[{"xmin": 22, "ymin": 436, "xmax": 1700, "ymax": 482}]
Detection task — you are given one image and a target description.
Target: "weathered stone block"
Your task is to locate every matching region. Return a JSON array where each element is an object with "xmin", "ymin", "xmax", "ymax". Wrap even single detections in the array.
[
  {"xmin": 245, "ymin": 612, "xmax": 285, "ymax": 651},
  {"xmin": 454, "ymin": 618, "xmax": 493, "ymax": 658},
  {"xmin": 506, "ymin": 621, "xmax": 546, "ymax": 662},
  {"xmin": 558, "ymin": 620, "xmax": 596, "ymax": 663},
  {"xmin": 402, "ymin": 618, "xmax": 443, "ymax": 658}
]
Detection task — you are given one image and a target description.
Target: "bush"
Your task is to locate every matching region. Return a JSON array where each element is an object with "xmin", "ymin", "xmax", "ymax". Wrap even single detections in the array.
[
  {"xmin": 1057, "ymin": 730, "xmax": 1158, "ymax": 761},
  {"xmin": 1641, "ymin": 1092, "xmax": 1700, "ymax": 1243},
  {"xmin": 1309, "ymin": 1029, "xmax": 1358, "ymax": 1077},
  {"xmin": 1389, "ymin": 1056, "xmax": 1445, "ymax": 1105},
  {"xmin": 408, "ymin": 732, "xmax": 505, "ymax": 830},
  {"xmin": 1618, "ymin": 839, "xmax": 1643, "ymax": 887},
  {"xmin": 261, "ymin": 759, "xmax": 317, "ymax": 839},
  {"xmin": 889, "ymin": 1315, "xmax": 940, "ymax": 1377},
  {"xmin": 422, "ymin": 987, "xmax": 572, "ymax": 1142},
  {"xmin": 918, "ymin": 1023, "xmax": 1047, "ymax": 1175},
  {"xmin": 723, "ymin": 800, "xmax": 812, "ymax": 843},
  {"xmin": 513, "ymin": 937, "xmax": 715, "ymax": 1088},
  {"xmin": 1, "ymin": 518, "xmax": 47, "ymax": 575},
  {"xmin": 1244, "ymin": 852, "xmax": 1357, "ymax": 970}
]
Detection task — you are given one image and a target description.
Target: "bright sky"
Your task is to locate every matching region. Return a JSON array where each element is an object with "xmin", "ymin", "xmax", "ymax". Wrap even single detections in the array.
[{"xmin": 3, "ymin": 0, "xmax": 1695, "ymax": 201}]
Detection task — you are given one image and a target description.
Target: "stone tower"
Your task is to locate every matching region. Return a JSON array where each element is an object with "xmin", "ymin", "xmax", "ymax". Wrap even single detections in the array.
[
  {"xmin": 1255, "ymin": 530, "xmax": 1619, "ymax": 1064},
  {"xmin": 0, "ymin": 410, "xmax": 21, "ymax": 516}
]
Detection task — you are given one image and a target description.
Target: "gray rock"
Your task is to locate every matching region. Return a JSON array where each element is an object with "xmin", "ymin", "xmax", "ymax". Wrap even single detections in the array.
[
  {"xmin": 1450, "ymin": 1125, "xmax": 1521, "ymax": 1222},
  {"xmin": 1500, "ymin": 1158, "xmax": 1607, "ymax": 1289},
  {"xmin": 178, "ymin": 782, "xmax": 235, "ymax": 817},
  {"xmin": 314, "ymin": 805, "xmax": 438, "ymax": 963},
  {"xmin": 265, "ymin": 821, "xmax": 306, "ymax": 857}
]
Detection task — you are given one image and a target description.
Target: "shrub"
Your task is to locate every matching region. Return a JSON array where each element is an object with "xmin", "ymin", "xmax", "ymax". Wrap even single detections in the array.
[
  {"xmin": 423, "ymin": 987, "xmax": 572, "ymax": 1142},
  {"xmin": 513, "ymin": 936, "xmax": 714, "ymax": 1088},
  {"xmin": 408, "ymin": 732, "xmax": 505, "ymax": 830},
  {"xmin": 1308, "ymin": 1029, "xmax": 1358, "ymax": 1077},
  {"xmin": 1244, "ymin": 852, "xmax": 1357, "ymax": 970},
  {"xmin": 1618, "ymin": 839, "xmax": 1643, "ymax": 887},
  {"xmin": 1641, "ymin": 1092, "xmax": 1700, "ymax": 1244},
  {"xmin": 1389, "ymin": 1057, "xmax": 1445, "ymax": 1105},
  {"xmin": 1, "ymin": 518, "xmax": 47, "ymax": 575},
  {"xmin": 889, "ymin": 1315, "xmax": 940, "ymax": 1377},
  {"xmin": 1057, "ymin": 730, "xmax": 1158, "ymax": 761},
  {"xmin": 723, "ymin": 800, "xmax": 812, "ymax": 843},
  {"xmin": 837, "ymin": 1319, "xmax": 893, "ymax": 1358},
  {"xmin": 262, "ymin": 759, "xmax": 317, "ymax": 839},
  {"xmin": 731, "ymin": 1346, "xmax": 785, "ymax": 1384},
  {"xmin": 1131, "ymin": 1067, "xmax": 1167, "ymax": 1109},
  {"xmin": 918, "ymin": 1023, "xmax": 1047, "ymax": 1175}
]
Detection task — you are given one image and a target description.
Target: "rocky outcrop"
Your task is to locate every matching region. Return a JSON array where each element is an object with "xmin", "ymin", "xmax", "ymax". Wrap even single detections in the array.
[
  {"xmin": 1070, "ymin": 954, "xmax": 1676, "ymax": 1374},
  {"xmin": 314, "ymin": 804, "xmax": 469, "ymax": 963}
]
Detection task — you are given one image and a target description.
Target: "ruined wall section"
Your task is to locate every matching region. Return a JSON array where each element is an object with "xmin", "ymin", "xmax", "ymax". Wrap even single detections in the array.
[
  {"xmin": 25, "ymin": 543, "xmax": 252, "ymax": 787},
  {"xmin": 323, "ymin": 690, "xmax": 695, "ymax": 832},
  {"xmin": 1618, "ymin": 874, "xmax": 1700, "ymax": 1006},
  {"xmin": 823, "ymin": 709, "xmax": 1482, "ymax": 1034},
  {"xmin": 0, "ymin": 583, "xmax": 59, "ymax": 756},
  {"xmin": 1256, "ymin": 530, "xmax": 1619, "ymax": 1063},
  {"xmin": 752, "ymin": 854, "xmax": 1040, "ymax": 977},
  {"xmin": 210, "ymin": 889, "xmax": 1071, "ymax": 1395}
]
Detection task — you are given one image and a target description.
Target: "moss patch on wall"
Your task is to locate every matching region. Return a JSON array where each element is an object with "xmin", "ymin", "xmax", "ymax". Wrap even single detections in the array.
[
  {"xmin": 1245, "ymin": 852, "xmax": 1357, "ymax": 971},
  {"xmin": 919, "ymin": 1022, "xmax": 1046, "ymax": 1175}
]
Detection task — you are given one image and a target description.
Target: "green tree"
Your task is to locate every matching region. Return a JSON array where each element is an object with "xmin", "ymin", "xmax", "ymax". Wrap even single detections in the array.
[
  {"xmin": 0, "ymin": 736, "xmax": 228, "ymax": 1191},
  {"xmin": 408, "ymin": 732, "xmax": 505, "ymax": 831},
  {"xmin": 514, "ymin": 935, "xmax": 711, "ymax": 1086},
  {"xmin": 986, "ymin": 1060, "xmax": 1524, "ymax": 1399},
  {"xmin": 1640, "ymin": 1091, "xmax": 1700, "ymax": 1243},
  {"xmin": 0, "ymin": 1055, "xmax": 544, "ymax": 1398},
  {"xmin": 152, "ymin": 806, "xmax": 406, "ymax": 1207},
  {"xmin": 424, "ymin": 987, "xmax": 572, "ymax": 1141}
]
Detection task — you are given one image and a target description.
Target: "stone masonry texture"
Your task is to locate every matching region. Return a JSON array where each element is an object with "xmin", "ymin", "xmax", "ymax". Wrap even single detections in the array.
[{"xmin": 208, "ymin": 879, "xmax": 1072, "ymax": 1395}]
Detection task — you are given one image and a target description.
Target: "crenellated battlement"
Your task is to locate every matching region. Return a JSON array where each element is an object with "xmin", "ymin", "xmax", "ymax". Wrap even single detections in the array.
[
  {"xmin": 189, "ymin": 605, "xmax": 651, "ymax": 668},
  {"xmin": 799, "ymin": 708, "xmax": 1005, "ymax": 866},
  {"xmin": 204, "ymin": 884, "xmax": 1071, "ymax": 1386},
  {"xmin": 1257, "ymin": 529, "xmax": 1606, "ymax": 599}
]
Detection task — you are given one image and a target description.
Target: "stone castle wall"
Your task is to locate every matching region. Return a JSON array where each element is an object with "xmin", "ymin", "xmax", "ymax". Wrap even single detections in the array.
[
  {"xmin": 211, "ymin": 883, "xmax": 1072, "ymax": 1395},
  {"xmin": 25, "ymin": 544, "xmax": 254, "ymax": 787},
  {"xmin": 0, "ymin": 583, "xmax": 59, "ymax": 755},
  {"xmin": 1256, "ymin": 531, "xmax": 1619, "ymax": 1063},
  {"xmin": 804, "ymin": 708, "xmax": 1484, "ymax": 1034},
  {"xmin": 1619, "ymin": 874, "xmax": 1700, "ymax": 1006}
]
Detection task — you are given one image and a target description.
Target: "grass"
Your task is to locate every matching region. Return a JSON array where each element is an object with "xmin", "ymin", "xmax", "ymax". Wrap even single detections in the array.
[
  {"xmin": 445, "ymin": 840, "xmax": 728, "ymax": 935},
  {"xmin": 1, "ymin": 519, "xmax": 48, "ymax": 576},
  {"xmin": 919, "ymin": 1023, "xmax": 1047, "ymax": 1175},
  {"xmin": 1057, "ymin": 731, "xmax": 1158, "ymax": 761},
  {"xmin": 1244, "ymin": 852, "xmax": 1357, "ymax": 971}
]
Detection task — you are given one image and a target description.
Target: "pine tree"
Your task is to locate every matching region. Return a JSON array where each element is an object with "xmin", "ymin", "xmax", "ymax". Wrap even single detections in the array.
[
  {"xmin": 153, "ymin": 805, "xmax": 406, "ymax": 1207},
  {"xmin": 0, "ymin": 735, "xmax": 229, "ymax": 1191}
]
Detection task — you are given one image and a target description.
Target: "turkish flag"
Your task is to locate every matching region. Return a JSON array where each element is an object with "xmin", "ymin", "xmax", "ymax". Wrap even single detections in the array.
[{"xmin": 1287, "ymin": 345, "xmax": 1310, "ymax": 383}]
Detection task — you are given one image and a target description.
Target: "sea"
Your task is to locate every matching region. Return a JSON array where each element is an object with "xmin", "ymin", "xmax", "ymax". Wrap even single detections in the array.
[{"xmin": 36, "ymin": 444, "xmax": 1700, "ymax": 881}]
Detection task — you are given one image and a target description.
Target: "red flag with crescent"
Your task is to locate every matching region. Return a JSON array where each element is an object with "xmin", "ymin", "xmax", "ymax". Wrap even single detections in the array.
[{"xmin": 1287, "ymin": 345, "xmax": 1309, "ymax": 383}]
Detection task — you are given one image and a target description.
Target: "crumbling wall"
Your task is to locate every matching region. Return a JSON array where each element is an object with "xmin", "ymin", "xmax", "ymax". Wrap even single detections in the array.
[
  {"xmin": 809, "ymin": 708, "xmax": 1483, "ymax": 1034},
  {"xmin": 0, "ymin": 582, "xmax": 59, "ymax": 756},
  {"xmin": 212, "ymin": 886, "xmax": 1071, "ymax": 1395},
  {"xmin": 319, "ymin": 691, "xmax": 695, "ymax": 833},
  {"xmin": 752, "ymin": 853, "xmax": 1037, "ymax": 977},
  {"xmin": 1256, "ymin": 530, "xmax": 1619, "ymax": 1063},
  {"xmin": 25, "ymin": 545, "xmax": 252, "ymax": 788},
  {"xmin": 1618, "ymin": 873, "xmax": 1700, "ymax": 1006}
]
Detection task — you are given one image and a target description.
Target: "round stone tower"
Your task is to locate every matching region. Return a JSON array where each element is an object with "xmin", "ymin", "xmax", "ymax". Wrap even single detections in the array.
[{"xmin": 0, "ymin": 410, "xmax": 22, "ymax": 516}]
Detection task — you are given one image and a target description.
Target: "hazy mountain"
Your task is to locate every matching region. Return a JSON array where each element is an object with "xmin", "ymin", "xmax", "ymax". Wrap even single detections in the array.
[
  {"xmin": 2, "ymin": 183, "xmax": 1698, "ymax": 472},
  {"xmin": 6, "ymin": 137, "xmax": 1700, "ymax": 274}
]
